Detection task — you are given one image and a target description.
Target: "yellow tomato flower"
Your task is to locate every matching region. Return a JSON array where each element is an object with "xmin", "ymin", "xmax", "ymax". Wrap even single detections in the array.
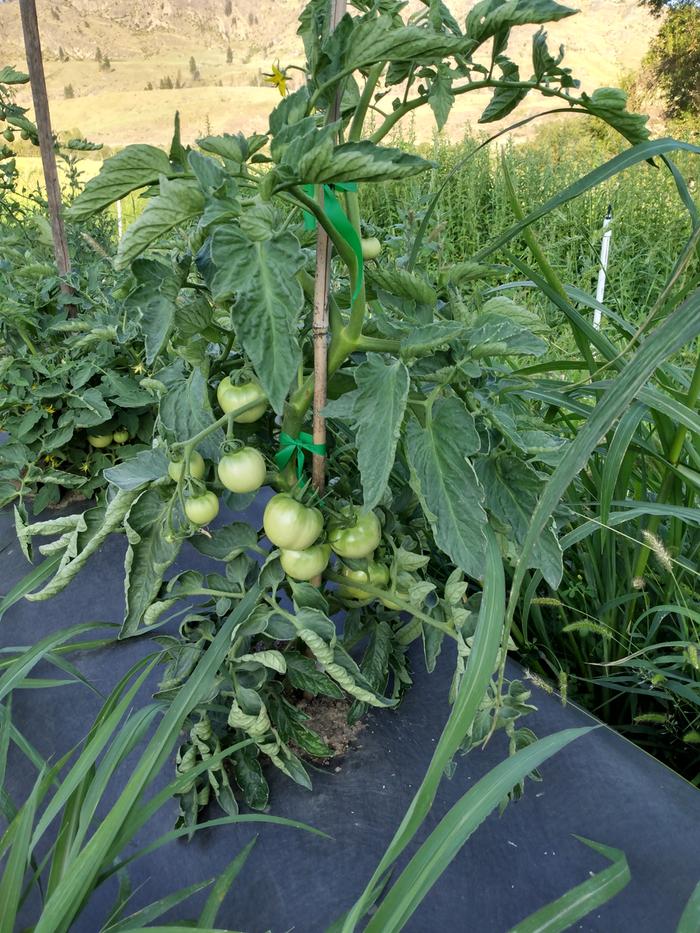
[
  {"xmin": 132, "ymin": 361, "xmax": 145, "ymax": 375},
  {"xmin": 44, "ymin": 404, "xmax": 55, "ymax": 414},
  {"xmin": 80, "ymin": 459, "xmax": 91, "ymax": 474},
  {"xmin": 264, "ymin": 62, "xmax": 289, "ymax": 97}
]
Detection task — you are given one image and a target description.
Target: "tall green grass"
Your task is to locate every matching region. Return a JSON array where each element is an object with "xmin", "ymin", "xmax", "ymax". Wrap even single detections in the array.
[
  {"xmin": 361, "ymin": 122, "xmax": 699, "ymax": 335},
  {"xmin": 363, "ymin": 124, "xmax": 700, "ymax": 784}
]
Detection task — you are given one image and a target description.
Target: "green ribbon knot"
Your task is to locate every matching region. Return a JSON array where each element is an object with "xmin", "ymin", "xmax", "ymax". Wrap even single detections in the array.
[
  {"xmin": 275, "ymin": 431, "xmax": 326, "ymax": 481},
  {"xmin": 302, "ymin": 182, "xmax": 364, "ymax": 303}
]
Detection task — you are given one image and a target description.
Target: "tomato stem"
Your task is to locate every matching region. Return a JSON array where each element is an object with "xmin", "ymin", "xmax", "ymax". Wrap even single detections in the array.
[{"xmin": 325, "ymin": 571, "xmax": 459, "ymax": 641}]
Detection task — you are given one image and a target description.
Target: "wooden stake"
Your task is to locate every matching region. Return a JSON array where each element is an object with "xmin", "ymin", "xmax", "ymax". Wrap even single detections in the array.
[
  {"xmin": 311, "ymin": 0, "xmax": 347, "ymax": 495},
  {"xmin": 19, "ymin": 0, "xmax": 76, "ymax": 315}
]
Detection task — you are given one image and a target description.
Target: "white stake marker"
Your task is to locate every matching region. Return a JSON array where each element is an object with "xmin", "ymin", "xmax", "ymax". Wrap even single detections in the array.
[{"xmin": 594, "ymin": 204, "xmax": 613, "ymax": 330}]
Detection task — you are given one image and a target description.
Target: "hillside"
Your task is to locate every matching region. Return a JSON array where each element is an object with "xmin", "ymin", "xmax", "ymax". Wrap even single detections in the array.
[{"xmin": 0, "ymin": 0, "xmax": 660, "ymax": 147}]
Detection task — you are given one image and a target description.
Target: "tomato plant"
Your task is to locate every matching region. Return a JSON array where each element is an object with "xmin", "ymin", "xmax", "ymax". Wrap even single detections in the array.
[
  {"xmin": 0, "ymin": 68, "xmax": 159, "ymax": 513},
  {"xmin": 11, "ymin": 0, "xmax": 661, "ymax": 823}
]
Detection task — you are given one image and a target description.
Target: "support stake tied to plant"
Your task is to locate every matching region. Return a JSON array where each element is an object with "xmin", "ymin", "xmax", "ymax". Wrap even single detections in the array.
[
  {"xmin": 19, "ymin": 0, "xmax": 76, "ymax": 316},
  {"xmin": 311, "ymin": 0, "xmax": 347, "ymax": 496}
]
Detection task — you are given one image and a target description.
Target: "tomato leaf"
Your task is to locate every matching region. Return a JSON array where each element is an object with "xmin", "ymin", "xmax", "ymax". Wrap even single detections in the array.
[
  {"xmin": 0, "ymin": 66, "xmax": 29, "ymax": 85},
  {"xmin": 479, "ymin": 58, "xmax": 530, "ymax": 123},
  {"xmin": 406, "ymin": 398, "xmax": 487, "ymax": 579},
  {"xmin": 475, "ymin": 455, "xmax": 563, "ymax": 587},
  {"xmin": 104, "ymin": 448, "xmax": 170, "ymax": 491},
  {"xmin": 345, "ymin": 22, "xmax": 476, "ymax": 71},
  {"xmin": 285, "ymin": 653, "xmax": 344, "ymax": 699},
  {"xmin": 400, "ymin": 321, "xmax": 467, "ymax": 358},
  {"xmin": 231, "ymin": 745, "xmax": 269, "ymax": 810},
  {"xmin": 325, "ymin": 354, "xmax": 409, "ymax": 511},
  {"xmin": 466, "ymin": 0, "xmax": 577, "ymax": 47},
  {"xmin": 348, "ymin": 620, "xmax": 394, "ymax": 724},
  {"xmin": 307, "ymin": 141, "xmax": 432, "ymax": 185},
  {"xmin": 428, "ymin": 64, "xmax": 455, "ymax": 132},
  {"xmin": 68, "ymin": 144, "xmax": 174, "ymax": 220},
  {"xmin": 125, "ymin": 258, "xmax": 190, "ymax": 365},
  {"xmin": 208, "ymin": 227, "xmax": 304, "ymax": 414},
  {"xmin": 116, "ymin": 177, "xmax": 205, "ymax": 271},
  {"xmin": 159, "ymin": 366, "xmax": 224, "ymax": 461},
  {"xmin": 367, "ymin": 265, "xmax": 437, "ymax": 306},
  {"xmin": 190, "ymin": 523, "xmax": 258, "ymax": 562}
]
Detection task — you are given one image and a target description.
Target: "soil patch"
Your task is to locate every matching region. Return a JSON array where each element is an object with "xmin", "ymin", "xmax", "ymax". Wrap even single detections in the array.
[{"xmin": 296, "ymin": 695, "xmax": 365, "ymax": 761}]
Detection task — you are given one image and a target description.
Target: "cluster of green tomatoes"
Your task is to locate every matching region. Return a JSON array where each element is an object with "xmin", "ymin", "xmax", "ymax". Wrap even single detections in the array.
[
  {"xmin": 165, "ymin": 375, "xmax": 398, "ymax": 603},
  {"xmin": 167, "ymin": 377, "xmax": 269, "ymax": 527},
  {"xmin": 87, "ymin": 429, "xmax": 131, "ymax": 448}
]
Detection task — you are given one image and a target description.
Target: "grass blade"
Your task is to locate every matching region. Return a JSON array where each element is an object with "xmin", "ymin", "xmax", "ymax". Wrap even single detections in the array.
[
  {"xmin": 508, "ymin": 837, "xmax": 630, "ymax": 933},
  {"xmin": 365, "ymin": 728, "xmax": 593, "ymax": 933},
  {"xmin": 70, "ymin": 705, "xmax": 161, "ymax": 859},
  {"xmin": 119, "ymin": 927, "xmax": 242, "ymax": 933},
  {"xmin": 342, "ymin": 526, "xmax": 505, "ymax": 931},
  {"xmin": 34, "ymin": 583, "xmax": 264, "ymax": 933},
  {"xmin": 102, "ymin": 878, "xmax": 214, "ymax": 932},
  {"xmin": 198, "ymin": 837, "xmax": 257, "ymax": 927},
  {"xmin": 0, "ymin": 768, "xmax": 43, "ymax": 933},
  {"xmin": 0, "ymin": 699, "xmax": 11, "ymax": 794},
  {"xmin": 0, "ymin": 622, "xmax": 111, "ymax": 704},
  {"xmin": 677, "ymin": 879, "xmax": 700, "ymax": 933},
  {"xmin": 31, "ymin": 656, "xmax": 159, "ymax": 853},
  {"xmin": 600, "ymin": 404, "xmax": 647, "ymax": 528},
  {"xmin": 0, "ymin": 554, "xmax": 62, "ymax": 623},
  {"xmin": 109, "ymin": 815, "xmax": 327, "ymax": 880},
  {"xmin": 508, "ymin": 286, "xmax": 700, "ymax": 622}
]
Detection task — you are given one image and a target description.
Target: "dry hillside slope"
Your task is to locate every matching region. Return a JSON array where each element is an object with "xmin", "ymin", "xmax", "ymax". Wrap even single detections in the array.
[{"xmin": 0, "ymin": 0, "xmax": 659, "ymax": 146}]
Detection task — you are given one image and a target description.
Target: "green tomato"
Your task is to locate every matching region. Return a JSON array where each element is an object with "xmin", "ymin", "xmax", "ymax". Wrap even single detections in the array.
[
  {"xmin": 87, "ymin": 433, "xmax": 112, "ymax": 448},
  {"xmin": 112, "ymin": 428, "xmax": 130, "ymax": 444},
  {"xmin": 361, "ymin": 236, "xmax": 382, "ymax": 260},
  {"xmin": 218, "ymin": 447, "xmax": 266, "ymax": 494},
  {"xmin": 216, "ymin": 377, "xmax": 267, "ymax": 423},
  {"xmin": 184, "ymin": 490, "xmax": 219, "ymax": 525},
  {"xmin": 263, "ymin": 493, "xmax": 323, "ymax": 550},
  {"xmin": 328, "ymin": 511, "xmax": 381, "ymax": 559},
  {"xmin": 280, "ymin": 544, "xmax": 331, "ymax": 581},
  {"xmin": 3, "ymin": 128, "xmax": 14, "ymax": 143},
  {"xmin": 168, "ymin": 450, "xmax": 206, "ymax": 482},
  {"xmin": 338, "ymin": 561, "xmax": 390, "ymax": 599}
]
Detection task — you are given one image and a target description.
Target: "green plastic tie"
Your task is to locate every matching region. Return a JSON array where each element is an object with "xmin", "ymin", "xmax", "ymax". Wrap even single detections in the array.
[
  {"xmin": 303, "ymin": 182, "xmax": 364, "ymax": 303},
  {"xmin": 275, "ymin": 431, "xmax": 326, "ymax": 481}
]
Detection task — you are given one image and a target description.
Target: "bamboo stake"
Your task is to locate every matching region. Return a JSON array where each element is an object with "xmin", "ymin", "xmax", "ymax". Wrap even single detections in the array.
[
  {"xmin": 311, "ymin": 0, "xmax": 347, "ymax": 494},
  {"xmin": 19, "ymin": 0, "xmax": 76, "ymax": 316}
]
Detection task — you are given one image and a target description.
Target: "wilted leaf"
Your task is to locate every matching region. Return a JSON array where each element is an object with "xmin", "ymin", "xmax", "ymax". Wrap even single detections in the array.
[{"xmin": 122, "ymin": 487, "xmax": 182, "ymax": 637}]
